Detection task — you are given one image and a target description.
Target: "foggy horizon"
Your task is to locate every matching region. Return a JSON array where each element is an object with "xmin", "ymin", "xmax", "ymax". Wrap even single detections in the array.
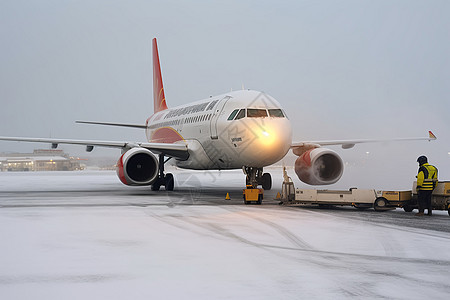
[{"xmin": 1, "ymin": 0, "xmax": 449, "ymax": 188}]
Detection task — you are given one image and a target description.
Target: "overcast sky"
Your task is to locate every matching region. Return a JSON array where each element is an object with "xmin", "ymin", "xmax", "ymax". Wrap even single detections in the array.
[{"xmin": 1, "ymin": 0, "xmax": 449, "ymax": 188}]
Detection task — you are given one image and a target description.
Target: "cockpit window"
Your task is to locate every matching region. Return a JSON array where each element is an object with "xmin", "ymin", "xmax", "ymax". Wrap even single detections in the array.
[
  {"xmin": 247, "ymin": 109, "xmax": 268, "ymax": 118},
  {"xmin": 235, "ymin": 109, "xmax": 246, "ymax": 120},
  {"xmin": 227, "ymin": 109, "xmax": 239, "ymax": 121},
  {"xmin": 268, "ymin": 109, "xmax": 285, "ymax": 118}
]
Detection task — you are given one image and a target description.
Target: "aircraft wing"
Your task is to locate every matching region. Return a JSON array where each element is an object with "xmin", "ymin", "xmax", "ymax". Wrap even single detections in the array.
[
  {"xmin": 76, "ymin": 120, "xmax": 148, "ymax": 129},
  {"xmin": 291, "ymin": 131, "xmax": 437, "ymax": 150},
  {"xmin": 0, "ymin": 136, "xmax": 189, "ymax": 160}
]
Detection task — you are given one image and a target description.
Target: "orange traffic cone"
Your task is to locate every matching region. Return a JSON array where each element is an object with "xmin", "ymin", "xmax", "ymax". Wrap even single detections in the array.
[{"xmin": 225, "ymin": 193, "xmax": 231, "ymax": 200}]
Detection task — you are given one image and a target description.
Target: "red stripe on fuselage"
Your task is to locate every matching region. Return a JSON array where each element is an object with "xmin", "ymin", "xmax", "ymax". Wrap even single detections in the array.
[{"xmin": 150, "ymin": 127, "xmax": 185, "ymax": 143}]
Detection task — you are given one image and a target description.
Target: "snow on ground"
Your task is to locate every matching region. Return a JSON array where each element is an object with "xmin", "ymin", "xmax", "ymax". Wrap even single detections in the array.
[{"xmin": 1, "ymin": 170, "xmax": 450, "ymax": 299}]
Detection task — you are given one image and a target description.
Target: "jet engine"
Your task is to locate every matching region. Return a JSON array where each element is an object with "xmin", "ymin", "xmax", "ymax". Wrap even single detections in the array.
[
  {"xmin": 294, "ymin": 148, "xmax": 344, "ymax": 185},
  {"xmin": 116, "ymin": 148, "xmax": 159, "ymax": 186}
]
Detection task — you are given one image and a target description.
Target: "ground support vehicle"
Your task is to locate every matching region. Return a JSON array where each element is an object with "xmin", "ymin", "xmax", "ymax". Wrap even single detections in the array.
[
  {"xmin": 372, "ymin": 190, "xmax": 412, "ymax": 211},
  {"xmin": 243, "ymin": 185, "xmax": 263, "ymax": 205},
  {"xmin": 279, "ymin": 188, "xmax": 412, "ymax": 211},
  {"xmin": 406, "ymin": 181, "xmax": 450, "ymax": 216},
  {"xmin": 280, "ymin": 188, "xmax": 377, "ymax": 210}
]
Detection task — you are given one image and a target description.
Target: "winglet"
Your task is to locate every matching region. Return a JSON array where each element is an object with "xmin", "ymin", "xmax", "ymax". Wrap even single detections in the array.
[
  {"xmin": 428, "ymin": 131, "xmax": 437, "ymax": 140},
  {"xmin": 152, "ymin": 38, "xmax": 168, "ymax": 113}
]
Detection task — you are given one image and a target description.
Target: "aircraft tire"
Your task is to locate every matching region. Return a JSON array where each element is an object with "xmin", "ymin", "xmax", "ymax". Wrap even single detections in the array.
[
  {"xmin": 151, "ymin": 183, "xmax": 161, "ymax": 191},
  {"xmin": 165, "ymin": 173, "xmax": 174, "ymax": 191},
  {"xmin": 262, "ymin": 173, "xmax": 272, "ymax": 190}
]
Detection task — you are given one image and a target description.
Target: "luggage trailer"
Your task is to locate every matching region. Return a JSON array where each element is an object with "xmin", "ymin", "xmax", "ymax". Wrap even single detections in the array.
[
  {"xmin": 281, "ymin": 188, "xmax": 410, "ymax": 211},
  {"xmin": 280, "ymin": 182, "xmax": 450, "ymax": 216}
]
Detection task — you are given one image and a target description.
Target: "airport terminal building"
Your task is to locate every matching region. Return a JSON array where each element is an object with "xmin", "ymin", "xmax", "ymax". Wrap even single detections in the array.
[{"xmin": 0, "ymin": 149, "xmax": 83, "ymax": 172}]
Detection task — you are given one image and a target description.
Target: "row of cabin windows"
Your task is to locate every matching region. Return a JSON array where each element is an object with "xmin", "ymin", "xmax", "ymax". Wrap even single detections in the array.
[
  {"xmin": 148, "ymin": 119, "xmax": 182, "ymax": 129},
  {"xmin": 149, "ymin": 114, "xmax": 211, "ymax": 129},
  {"xmin": 227, "ymin": 108, "xmax": 286, "ymax": 121},
  {"xmin": 185, "ymin": 114, "xmax": 212, "ymax": 124}
]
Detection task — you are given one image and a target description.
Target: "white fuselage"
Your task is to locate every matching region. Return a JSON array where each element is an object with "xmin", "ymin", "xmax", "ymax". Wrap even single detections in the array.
[{"xmin": 145, "ymin": 90, "xmax": 292, "ymax": 170}]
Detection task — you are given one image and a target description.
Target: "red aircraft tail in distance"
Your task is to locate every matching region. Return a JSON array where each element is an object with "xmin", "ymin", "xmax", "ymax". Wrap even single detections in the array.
[
  {"xmin": 153, "ymin": 38, "xmax": 168, "ymax": 113},
  {"xmin": 428, "ymin": 131, "xmax": 437, "ymax": 140}
]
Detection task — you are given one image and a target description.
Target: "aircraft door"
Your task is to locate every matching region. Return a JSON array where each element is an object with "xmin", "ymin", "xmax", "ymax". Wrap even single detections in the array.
[{"xmin": 210, "ymin": 96, "xmax": 231, "ymax": 139}]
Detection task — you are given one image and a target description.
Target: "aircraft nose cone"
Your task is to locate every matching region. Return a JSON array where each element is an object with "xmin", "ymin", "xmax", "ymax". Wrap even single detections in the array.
[{"xmin": 244, "ymin": 120, "xmax": 292, "ymax": 166}]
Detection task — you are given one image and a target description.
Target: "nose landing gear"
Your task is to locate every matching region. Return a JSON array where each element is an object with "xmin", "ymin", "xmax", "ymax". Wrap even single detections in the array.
[
  {"xmin": 242, "ymin": 167, "xmax": 272, "ymax": 204},
  {"xmin": 243, "ymin": 167, "xmax": 272, "ymax": 190}
]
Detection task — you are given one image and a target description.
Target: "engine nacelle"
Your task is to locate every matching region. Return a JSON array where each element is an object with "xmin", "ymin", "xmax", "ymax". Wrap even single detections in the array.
[
  {"xmin": 116, "ymin": 148, "xmax": 159, "ymax": 186},
  {"xmin": 294, "ymin": 148, "xmax": 344, "ymax": 185}
]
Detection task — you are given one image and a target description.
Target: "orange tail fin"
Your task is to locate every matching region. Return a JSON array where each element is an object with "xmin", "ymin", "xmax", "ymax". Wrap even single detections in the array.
[{"xmin": 152, "ymin": 38, "xmax": 168, "ymax": 113}]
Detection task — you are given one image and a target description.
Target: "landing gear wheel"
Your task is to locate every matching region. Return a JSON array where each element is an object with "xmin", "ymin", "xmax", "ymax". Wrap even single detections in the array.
[
  {"xmin": 374, "ymin": 197, "xmax": 388, "ymax": 212},
  {"xmin": 151, "ymin": 183, "xmax": 161, "ymax": 191},
  {"xmin": 261, "ymin": 173, "xmax": 272, "ymax": 190},
  {"xmin": 165, "ymin": 173, "xmax": 174, "ymax": 191}
]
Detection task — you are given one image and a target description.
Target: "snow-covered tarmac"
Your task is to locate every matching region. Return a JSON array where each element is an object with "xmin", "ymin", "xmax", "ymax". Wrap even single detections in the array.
[{"xmin": 1, "ymin": 170, "xmax": 450, "ymax": 299}]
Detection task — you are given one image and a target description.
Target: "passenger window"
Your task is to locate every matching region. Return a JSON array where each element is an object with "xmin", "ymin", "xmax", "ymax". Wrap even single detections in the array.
[
  {"xmin": 235, "ymin": 109, "xmax": 246, "ymax": 120},
  {"xmin": 268, "ymin": 109, "xmax": 285, "ymax": 118},
  {"xmin": 227, "ymin": 109, "xmax": 239, "ymax": 121},
  {"xmin": 247, "ymin": 109, "xmax": 268, "ymax": 118}
]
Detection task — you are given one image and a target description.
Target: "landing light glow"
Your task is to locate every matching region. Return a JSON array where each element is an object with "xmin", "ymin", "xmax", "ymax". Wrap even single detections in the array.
[{"xmin": 258, "ymin": 128, "xmax": 276, "ymax": 147}]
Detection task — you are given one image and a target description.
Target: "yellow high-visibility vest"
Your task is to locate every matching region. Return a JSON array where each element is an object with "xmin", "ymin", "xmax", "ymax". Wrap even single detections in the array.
[{"xmin": 417, "ymin": 163, "xmax": 438, "ymax": 191}]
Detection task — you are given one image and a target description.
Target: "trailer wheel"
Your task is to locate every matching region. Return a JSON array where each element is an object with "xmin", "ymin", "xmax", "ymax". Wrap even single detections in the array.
[
  {"xmin": 318, "ymin": 204, "xmax": 333, "ymax": 209},
  {"xmin": 403, "ymin": 205, "xmax": 413, "ymax": 213},
  {"xmin": 354, "ymin": 203, "xmax": 371, "ymax": 210},
  {"xmin": 257, "ymin": 194, "xmax": 262, "ymax": 205},
  {"xmin": 355, "ymin": 206, "xmax": 369, "ymax": 210},
  {"xmin": 374, "ymin": 197, "xmax": 388, "ymax": 212}
]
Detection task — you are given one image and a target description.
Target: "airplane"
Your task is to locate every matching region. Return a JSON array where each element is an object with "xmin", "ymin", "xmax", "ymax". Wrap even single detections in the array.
[{"xmin": 0, "ymin": 38, "xmax": 436, "ymax": 200}]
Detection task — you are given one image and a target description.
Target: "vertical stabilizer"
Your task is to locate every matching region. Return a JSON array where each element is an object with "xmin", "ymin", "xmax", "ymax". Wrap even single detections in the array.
[{"xmin": 152, "ymin": 38, "xmax": 168, "ymax": 113}]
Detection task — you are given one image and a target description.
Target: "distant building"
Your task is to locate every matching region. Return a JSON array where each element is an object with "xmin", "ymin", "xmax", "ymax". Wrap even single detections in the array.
[{"xmin": 0, "ymin": 149, "xmax": 84, "ymax": 172}]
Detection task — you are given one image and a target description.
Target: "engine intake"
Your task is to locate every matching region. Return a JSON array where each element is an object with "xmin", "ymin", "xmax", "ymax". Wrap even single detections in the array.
[
  {"xmin": 116, "ymin": 148, "xmax": 159, "ymax": 186},
  {"xmin": 294, "ymin": 148, "xmax": 344, "ymax": 185}
]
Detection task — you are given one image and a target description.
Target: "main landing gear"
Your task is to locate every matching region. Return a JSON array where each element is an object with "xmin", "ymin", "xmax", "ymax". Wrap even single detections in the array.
[
  {"xmin": 242, "ymin": 167, "xmax": 272, "ymax": 205},
  {"xmin": 151, "ymin": 154, "xmax": 174, "ymax": 191}
]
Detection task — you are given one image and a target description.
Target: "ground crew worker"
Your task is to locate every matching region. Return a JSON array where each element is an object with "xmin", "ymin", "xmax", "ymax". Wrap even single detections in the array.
[{"xmin": 415, "ymin": 155, "xmax": 438, "ymax": 216}]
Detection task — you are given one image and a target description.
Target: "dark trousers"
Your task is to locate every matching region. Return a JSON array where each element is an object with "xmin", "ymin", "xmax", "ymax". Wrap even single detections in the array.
[{"xmin": 418, "ymin": 190, "xmax": 433, "ymax": 213}]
